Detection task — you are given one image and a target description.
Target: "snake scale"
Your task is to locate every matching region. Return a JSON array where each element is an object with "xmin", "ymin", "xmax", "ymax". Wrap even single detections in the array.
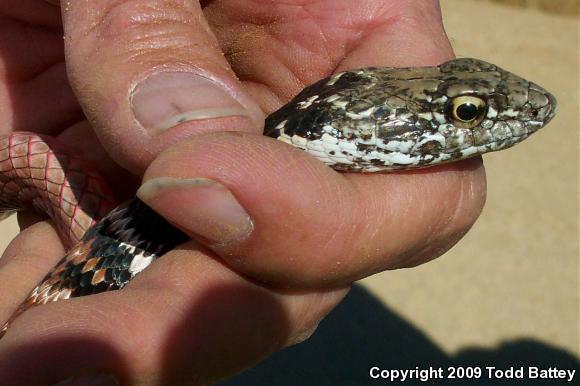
[{"xmin": 0, "ymin": 58, "xmax": 557, "ymax": 336}]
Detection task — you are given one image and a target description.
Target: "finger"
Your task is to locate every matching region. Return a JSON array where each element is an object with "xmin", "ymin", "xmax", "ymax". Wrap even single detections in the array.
[
  {"xmin": 0, "ymin": 220, "xmax": 64, "ymax": 323},
  {"xmin": 205, "ymin": 0, "xmax": 453, "ymax": 103},
  {"xmin": 137, "ymin": 132, "xmax": 486, "ymax": 288},
  {"xmin": 1, "ymin": 62, "xmax": 83, "ymax": 135},
  {"xmin": 61, "ymin": 0, "xmax": 264, "ymax": 174},
  {"xmin": 0, "ymin": 18, "xmax": 81, "ymax": 134},
  {"xmin": 337, "ymin": 0, "xmax": 454, "ymax": 69},
  {"xmin": 0, "ymin": 244, "xmax": 348, "ymax": 385},
  {"xmin": 0, "ymin": 18, "xmax": 62, "ymax": 81},
  {"xmin": 0, "ymin": 1, "xmax": 61, "ymax": 29}
]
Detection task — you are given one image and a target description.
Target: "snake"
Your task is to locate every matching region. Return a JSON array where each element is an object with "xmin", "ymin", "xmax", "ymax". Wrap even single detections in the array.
[{"xmin": 0, "ymin": 58, "xmax": 557, "ymax": 336}]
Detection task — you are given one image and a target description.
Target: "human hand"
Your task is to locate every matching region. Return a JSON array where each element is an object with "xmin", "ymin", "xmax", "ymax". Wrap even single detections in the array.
[{"xmin": 0, "ymin": 1, "xmax": 486, "ymax": 385}]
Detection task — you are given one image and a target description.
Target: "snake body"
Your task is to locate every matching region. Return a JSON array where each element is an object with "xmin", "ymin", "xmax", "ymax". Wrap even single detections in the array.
[{"xmin": 0, "ymin": 58, "xmax": 557, "ymax": 335}]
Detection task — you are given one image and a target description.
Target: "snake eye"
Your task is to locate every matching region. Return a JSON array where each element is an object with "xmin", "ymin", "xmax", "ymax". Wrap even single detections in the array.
[{"xmin": 446, "ymin": 95, "xmax": 487, "ymax": 128}]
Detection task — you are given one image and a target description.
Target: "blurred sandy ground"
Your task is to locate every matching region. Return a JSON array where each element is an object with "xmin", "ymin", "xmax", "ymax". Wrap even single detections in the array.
[
  {"xmin": 481, "ymin": 0, "xmax": 578, "ymax": 15},
  {"xmin": 1, "ymin": 0, "xmax": 578, "ymax": 384},
  {"xmin": 361, "ymin": 0, "xmax": 578, "ymax": 354},
  {"xmin": 359, "ymin": 0, "xmax": 578, "ymax": 354}
]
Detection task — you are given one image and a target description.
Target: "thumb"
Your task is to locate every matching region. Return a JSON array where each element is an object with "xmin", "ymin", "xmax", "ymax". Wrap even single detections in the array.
[{"xmin": 60, "ymin": 0, "xmax": 263, "ymax": 173}]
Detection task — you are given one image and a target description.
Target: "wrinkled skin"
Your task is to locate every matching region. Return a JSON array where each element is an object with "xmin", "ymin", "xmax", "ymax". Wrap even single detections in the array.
[{"xmin": 0, "ymin": 1, "xmax": 486, "ymax": 385}]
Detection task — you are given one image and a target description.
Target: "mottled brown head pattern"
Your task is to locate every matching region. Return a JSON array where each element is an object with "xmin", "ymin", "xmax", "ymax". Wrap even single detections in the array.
[{"xmin": 265, "ymin": 58, "xmax": 557, "ymax": 171}]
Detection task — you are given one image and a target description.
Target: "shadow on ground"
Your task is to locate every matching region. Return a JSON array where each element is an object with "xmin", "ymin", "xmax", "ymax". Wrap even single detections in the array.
[{"xmin": 218, "ymin": 285, "xmax": 579, "ymax": 386}]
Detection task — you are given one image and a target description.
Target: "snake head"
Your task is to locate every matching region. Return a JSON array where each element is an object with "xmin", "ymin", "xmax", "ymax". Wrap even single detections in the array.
[
  {"xmin": 412, "ymin": 58, "xmax": 558, "ymax": 165},
  {"xmin": 265, "ymin": 58, "xmax": 558, "ymax": 171}
]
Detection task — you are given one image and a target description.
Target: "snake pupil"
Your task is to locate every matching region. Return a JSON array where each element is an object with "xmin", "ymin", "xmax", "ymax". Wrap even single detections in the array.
[
  {"xmin": 446, "ymin": 95, "xmax": 487, "ymax": 127},
  {"xmin": 456, "ymin": 102, "xmax": 479, "ymax": 121}
]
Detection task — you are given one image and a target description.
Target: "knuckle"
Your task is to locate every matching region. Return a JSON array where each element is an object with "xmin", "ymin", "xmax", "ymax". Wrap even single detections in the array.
[
  {"xmin": 82, "ymin": 0, "xmax": 211, "ymax": 59},
  {"xmin": 96, "ymin": 0, "xmax": 197, "ymax": 38}
]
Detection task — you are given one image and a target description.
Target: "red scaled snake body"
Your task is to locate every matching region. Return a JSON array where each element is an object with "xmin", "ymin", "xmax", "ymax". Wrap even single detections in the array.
[{"xmin": 0, "ymin": 58, "xmax": 557, "ymax": 336}]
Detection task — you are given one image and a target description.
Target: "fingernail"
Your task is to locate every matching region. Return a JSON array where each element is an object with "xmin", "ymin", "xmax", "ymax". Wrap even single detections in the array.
[
  {"xmin": 54, "ymin": 374, "xmax": 119, "ymax": 386},
  {"xmin": 137, "ymin": 177, "xmax": 253, "ymax": 245},
  {"xmin": 131, "ymin": 71, "xmax": 249, "ymax": 132}
]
